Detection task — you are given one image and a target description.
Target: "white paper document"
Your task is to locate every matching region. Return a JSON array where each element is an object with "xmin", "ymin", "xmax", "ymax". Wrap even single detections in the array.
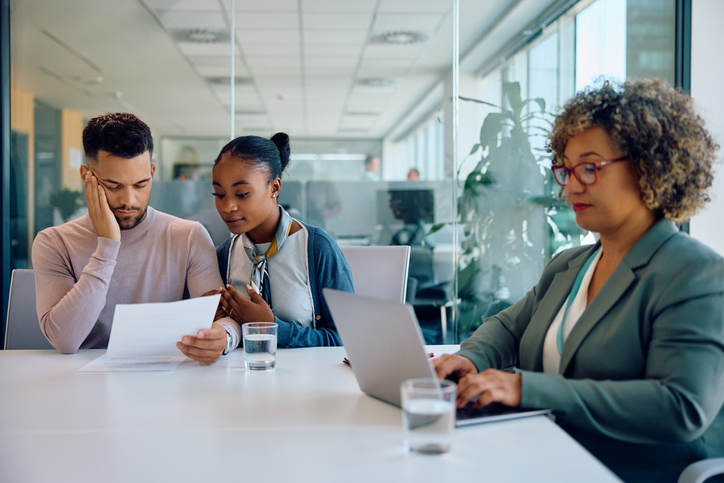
[{"xmin": 78, "ymin": 295, "xmax": 220, "ymax": 372}]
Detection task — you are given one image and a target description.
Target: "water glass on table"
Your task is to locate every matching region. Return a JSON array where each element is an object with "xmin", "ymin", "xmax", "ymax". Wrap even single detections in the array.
[
  {"xmin": 400, "ymin": 378, "xmax": 456, "ymax": 454},
  {"xmin": 242, "ymin": 322, "xmax": 277, "ymax": 371}
]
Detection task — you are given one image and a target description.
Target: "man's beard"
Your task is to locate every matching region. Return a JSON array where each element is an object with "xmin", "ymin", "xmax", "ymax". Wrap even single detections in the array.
[{"xmin": 114, "ymin": 205, "xmax": 148, "ymax": 230}]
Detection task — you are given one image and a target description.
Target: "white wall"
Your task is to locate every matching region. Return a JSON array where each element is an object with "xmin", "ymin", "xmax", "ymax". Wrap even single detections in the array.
[{"xmin": 689, "ymin": 0, "xmax": 724, "ymax": 256}]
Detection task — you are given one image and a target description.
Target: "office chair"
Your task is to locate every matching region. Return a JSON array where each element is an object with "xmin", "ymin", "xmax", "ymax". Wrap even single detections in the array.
[
  {"xmin": 340, "ymin": 245, "xmax": 410, "ymax": 303},
  {"xmin": 4, "ymin": 269, "xmax": 54, "ymax": 350},
  {"xmin": 679, "ymin": 458, "xmax": 724, "ymax": 483}
]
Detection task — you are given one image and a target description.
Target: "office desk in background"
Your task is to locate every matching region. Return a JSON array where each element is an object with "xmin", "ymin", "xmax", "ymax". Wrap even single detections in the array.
[{"xmin": 0, "ymin": 347, "xmax": 621, "ymax": 483}]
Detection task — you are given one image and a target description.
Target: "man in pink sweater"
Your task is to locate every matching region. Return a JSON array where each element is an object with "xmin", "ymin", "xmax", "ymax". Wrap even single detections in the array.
[{"xmin": 31, "ymin": 113, "xmax": 239, "ymax": 363}]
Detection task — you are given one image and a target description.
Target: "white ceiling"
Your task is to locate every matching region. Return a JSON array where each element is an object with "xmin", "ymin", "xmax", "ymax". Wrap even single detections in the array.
[{"xmin": 10, "ymin": 0, "xmax": 561, "ymax": 140}]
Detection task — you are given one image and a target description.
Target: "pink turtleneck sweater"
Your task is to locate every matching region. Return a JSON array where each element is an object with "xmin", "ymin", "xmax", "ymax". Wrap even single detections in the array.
[{"xmin": 31, "ymin": 207, "xmax": 239, "ymax": 353}]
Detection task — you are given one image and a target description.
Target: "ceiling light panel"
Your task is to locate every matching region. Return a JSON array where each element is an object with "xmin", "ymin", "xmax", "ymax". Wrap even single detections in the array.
[
  {"xmin": 372, "ymin": 14, "xmax": 443, "ymax": 32},
  {"xmin": 188, "ymin": 56, "xmax": 242, "ymax": 68},
  {"xmin": 157, "ymin": 11, "xmax": 227, "ymax": 30},
  {"xmin": 377, "ymin": 0, "xmax": 452, "ymax": 14},
  {"xmin": 235, "ymin": 30, "xmax": 301, "ymax": 45},
  {"xmin": 222, "ymin": 0, "xmax": 298, "ymax": 12},
  {"xmin": 301, "ymin": 0, "xmax": 377, "ymax": 13},
  {"xmin": 231, "ymin": 13, "xmax": 299, "ymax": 30},
  {"xmin": 353, "ymin": 78, "xmax": 400, "ymax": 90},
  {"xmin": 302, "ymin": 13, "xmax": 373, "ymax": 31}
]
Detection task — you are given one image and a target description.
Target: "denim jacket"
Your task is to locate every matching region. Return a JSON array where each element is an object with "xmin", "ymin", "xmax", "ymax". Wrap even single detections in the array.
[{"xmin": 217, "ymin": 222, "xmax": 354, "ymax": 347}]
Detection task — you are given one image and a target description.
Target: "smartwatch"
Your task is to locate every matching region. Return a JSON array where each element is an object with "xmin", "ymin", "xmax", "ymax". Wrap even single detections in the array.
[{"xmin": 222, "ymin": 328, "xmax": 233, "ymax": 356}]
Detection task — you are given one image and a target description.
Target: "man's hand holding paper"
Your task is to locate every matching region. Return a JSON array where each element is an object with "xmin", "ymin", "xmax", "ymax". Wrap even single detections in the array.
[{"xmin": 79, "ymin": 295, "xmax": 221, "ymax": 372}]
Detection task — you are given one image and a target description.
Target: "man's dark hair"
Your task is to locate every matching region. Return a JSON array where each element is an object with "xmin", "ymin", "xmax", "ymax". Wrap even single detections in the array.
[{"xmin": 82, "ymin": 113, "xmax": 154, "ymax": 165}]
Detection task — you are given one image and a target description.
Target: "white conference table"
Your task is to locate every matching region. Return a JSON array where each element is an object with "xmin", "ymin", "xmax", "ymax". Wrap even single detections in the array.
[{"xmin": 0, "ymin": 346, "xmax": 621, "ymax": 483}]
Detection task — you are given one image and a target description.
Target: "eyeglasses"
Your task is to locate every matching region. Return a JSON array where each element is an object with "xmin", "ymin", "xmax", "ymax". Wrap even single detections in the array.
[{"xmin": 552, "ymin": 156, "xmax": 628, "ymax": 186}]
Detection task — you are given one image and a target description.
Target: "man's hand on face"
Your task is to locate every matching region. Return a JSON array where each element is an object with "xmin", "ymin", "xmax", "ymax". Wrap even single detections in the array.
[{"xmin": 82, "ymin": 169, "xmax": 121, "ymax": 241}]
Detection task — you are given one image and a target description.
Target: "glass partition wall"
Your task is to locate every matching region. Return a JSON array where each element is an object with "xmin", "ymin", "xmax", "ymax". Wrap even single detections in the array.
[
  {"xmin": 5, "ymin": 0, "xmax": 679, "ymax": 344},
  {"xmin": 8, "ymin": 0, "xmax": 457, "ymax": 343}
]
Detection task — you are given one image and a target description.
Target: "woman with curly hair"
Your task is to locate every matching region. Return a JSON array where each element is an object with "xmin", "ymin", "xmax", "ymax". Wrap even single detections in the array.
[{"xmin": 434, "ymin": 79, "xmax": 723, "ymax": 482}]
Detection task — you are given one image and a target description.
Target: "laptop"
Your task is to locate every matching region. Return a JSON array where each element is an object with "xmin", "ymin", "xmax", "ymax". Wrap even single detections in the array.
[{"xmin": 323, "ymin": 288, "xmax": 550, "ymax": 427}]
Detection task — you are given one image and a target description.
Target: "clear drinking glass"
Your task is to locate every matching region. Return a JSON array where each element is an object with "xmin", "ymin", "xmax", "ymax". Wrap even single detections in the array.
[
  {"xmin": 400, "ymin": 378, "xmax": 456, "ymax": 454},
  {"xmin": 242, "ymin": 322, "xmax": 277, "ymax": 371}
]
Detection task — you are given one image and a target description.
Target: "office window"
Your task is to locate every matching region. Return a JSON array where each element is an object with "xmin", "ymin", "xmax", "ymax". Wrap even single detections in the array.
[{"xmin": 446, "ymin": 0, "xmax": 678, "ymax": 340}]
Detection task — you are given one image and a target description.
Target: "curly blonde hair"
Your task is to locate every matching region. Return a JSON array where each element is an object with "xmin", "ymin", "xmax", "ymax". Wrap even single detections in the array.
[{"xmin": 548, "ymin": 79, "xmax": 719, "ymax": 221}]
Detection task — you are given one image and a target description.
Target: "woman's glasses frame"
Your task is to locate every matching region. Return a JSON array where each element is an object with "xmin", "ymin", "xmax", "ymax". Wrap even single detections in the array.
[{"xmin": 552, "ymin": 156, "xmax": 629, "ymax": 187}]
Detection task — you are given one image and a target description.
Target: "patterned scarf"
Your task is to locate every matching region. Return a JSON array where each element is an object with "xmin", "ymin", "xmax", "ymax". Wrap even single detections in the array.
[{"xmin": 239, "ymin": 206, "xmax": 293, "ymax": 308}]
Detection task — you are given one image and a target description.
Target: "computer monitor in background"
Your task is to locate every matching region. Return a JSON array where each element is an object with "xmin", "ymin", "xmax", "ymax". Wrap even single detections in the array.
[{"xmin": 376, "ymin": 189, "xmax": 435, "ymax": 226}]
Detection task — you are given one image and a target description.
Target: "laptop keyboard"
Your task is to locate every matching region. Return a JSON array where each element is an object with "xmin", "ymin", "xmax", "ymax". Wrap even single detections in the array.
[{"xmin": 456, "ymin": 402, "xmax": 519, "ymax": 420}]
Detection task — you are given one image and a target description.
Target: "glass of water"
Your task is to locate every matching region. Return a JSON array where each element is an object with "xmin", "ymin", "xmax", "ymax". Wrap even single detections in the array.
[
  {"xmin": 242, "ymin": 322, "xmax": 278, "ymax": 371},
  {"xmin": 400, "ymin": 378, "xmax": 456, "ymax": 454}
]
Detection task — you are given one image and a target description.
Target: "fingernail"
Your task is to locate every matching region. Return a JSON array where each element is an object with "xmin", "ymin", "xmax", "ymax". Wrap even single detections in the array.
[
  {"xmin": 198, "ymin": 331, "xmax": 204, "ymax": 338},
  {"xmin": 182, "ymin": 337, "xmax": 189, "ymax": 344}
]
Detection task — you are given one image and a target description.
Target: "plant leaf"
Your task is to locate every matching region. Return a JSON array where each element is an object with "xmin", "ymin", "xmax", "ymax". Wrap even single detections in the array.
[
  {"xmin": 503, "ymin": 81, "xmax": 523, "ymax": 117},
  {"xmin": 459, "ymin": 95, "xmax": 500, "ymax": 109},
  {"xmin": 479, "ymin": 112, "xmax": 507, "ymax": 151},
  {"xmin": 468, "ymin": 143, "xmax": 481, "ymax": 156},
  {"xmin": 523, "ymin": 97, "xmax": 546, "ymax": 113},
  {"xmin": 426, "ymin": 223, "xmax": 447, "ymax": 237}
]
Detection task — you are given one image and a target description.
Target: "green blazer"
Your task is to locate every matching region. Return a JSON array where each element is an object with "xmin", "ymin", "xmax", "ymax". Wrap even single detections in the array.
[{"xmin": 458, "ymin": 219, "xmax": 724, "ymax": 482}]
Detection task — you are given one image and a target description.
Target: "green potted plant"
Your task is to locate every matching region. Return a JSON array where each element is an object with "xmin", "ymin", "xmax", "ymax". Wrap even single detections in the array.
[
  {"xmin": 49, "ymin": 188, "xmax": 83, "ymax": 223},
  {"xmin": 430, "ymin": 81, "xmax": 583, "ymax": 338}
]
